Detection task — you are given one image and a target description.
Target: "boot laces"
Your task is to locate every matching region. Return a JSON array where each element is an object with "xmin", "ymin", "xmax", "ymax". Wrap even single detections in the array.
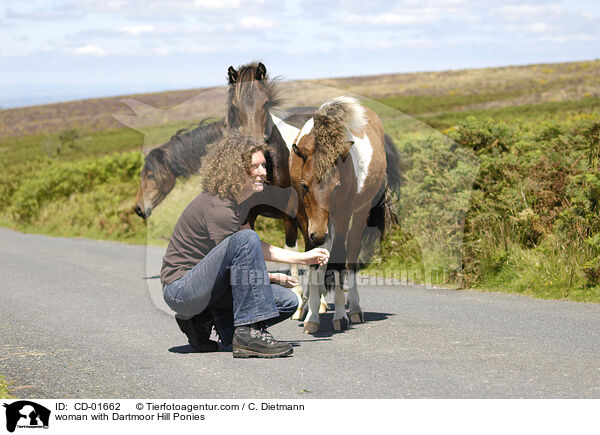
[
  {"xmin": 259, "ymin": 325, "xmax": 275, "ymax": 343},
  {"xmin": 251, "ymin": 323, "xmax": 275, "ymax": 343}
]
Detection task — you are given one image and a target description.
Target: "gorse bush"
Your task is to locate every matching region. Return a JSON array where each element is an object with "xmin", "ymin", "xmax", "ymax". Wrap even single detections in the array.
[
  {"xmin": 382, "ymin": 131, "xmax": 478, "ymax": 278},
  {"xmin": 448, "ymin": 117, "xmax": 600, "ymax": 294},
  {"xmin": 372, "ymin": 112, "xmax": 600, "ymax": 300},
  {"xmin": 9, "ymin": 151, "xmax": 141, "ymax": 222},
  {"xmin": 0, "ymin": 158, "xmax": 51, "ymax": 213},
  {"xmin": 450, "ymin": 116, "xmax": 517, "ymax": 155}
]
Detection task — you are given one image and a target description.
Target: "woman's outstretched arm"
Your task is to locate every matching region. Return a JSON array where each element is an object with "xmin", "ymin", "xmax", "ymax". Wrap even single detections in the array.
[{"xmin": 260, "ymin": 241, "xmax": 329, "ymax": 266}]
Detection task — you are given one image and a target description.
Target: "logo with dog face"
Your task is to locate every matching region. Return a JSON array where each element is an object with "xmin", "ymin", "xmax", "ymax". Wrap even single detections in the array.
[{"xmin": 3, "ymin": 401, "xmax": 50, "ymax": 432}]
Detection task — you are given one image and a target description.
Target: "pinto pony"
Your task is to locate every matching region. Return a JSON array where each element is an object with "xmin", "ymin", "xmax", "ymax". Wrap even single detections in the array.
[{"xmin": 274, "ymin": 96, "xmax": 390, "ymax": 333}]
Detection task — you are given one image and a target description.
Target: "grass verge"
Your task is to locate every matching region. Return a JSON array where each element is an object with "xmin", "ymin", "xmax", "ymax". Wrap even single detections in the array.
[{"xmin": 0, "ymin": 376, "xmax": 15, "ymax": 399}]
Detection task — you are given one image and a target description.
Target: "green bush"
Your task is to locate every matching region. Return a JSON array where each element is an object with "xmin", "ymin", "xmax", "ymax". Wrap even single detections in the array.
[
  {"xmin": 454, "ymin": 117, "xmax": 600, "ymax": 295},
  {"xmin": 374, "ymin": 112, "xmax": 600, "ymax": 300},
  {"xmin": 9, "ymin": 151, "xmax": 141, "ymax": 222}
]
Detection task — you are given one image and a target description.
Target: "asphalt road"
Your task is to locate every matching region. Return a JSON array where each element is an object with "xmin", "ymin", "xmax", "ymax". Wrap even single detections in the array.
[{"xmin": 1, "ymin": 227, "xmax": 600, "ymax": 398}]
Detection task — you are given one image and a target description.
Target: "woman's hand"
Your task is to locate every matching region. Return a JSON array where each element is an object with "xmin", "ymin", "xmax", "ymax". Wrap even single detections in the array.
[
  {"xmin": 303, "ymin": 248, "xmax": 330, "ymax": 266},
  {"xmin": 269, "ymin": 272, "xmax": 299, "ymax": 288}
]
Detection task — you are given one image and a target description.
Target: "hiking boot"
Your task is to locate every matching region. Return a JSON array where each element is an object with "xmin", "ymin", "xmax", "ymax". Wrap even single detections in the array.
[
  {"xmin": 176, "ymin": 311, "xmax": 219, "ymax": 352},
  {"xmin": 232, "ymin": 323, "xmax": 293, "ymax": 358}
]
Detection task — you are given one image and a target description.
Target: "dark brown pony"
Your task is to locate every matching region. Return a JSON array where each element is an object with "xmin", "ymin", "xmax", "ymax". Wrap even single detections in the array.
[
  {"xmin": 134, "ymin": 119, "xmax": 224, "ymax": 218},
  {"xmin": 277, "ymin": 96, "xmax": 391, "ymax": 333},
  {"xmin": 225, "ymin": 62, "xmax": 306, "ymax": 244},
  {"xmin": 224, "ymin": 62, "xmax": 328, "ymax": 317}
]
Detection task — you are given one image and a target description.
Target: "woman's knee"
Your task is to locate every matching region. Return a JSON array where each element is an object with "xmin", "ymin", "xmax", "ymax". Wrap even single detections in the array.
[
  {"xmin": 232, "ymin": 229, "xmax": 261, "ymax": 247},
  {"xmin": 272, "ymin": 284, "xmax": 299, "ymax": 313}
]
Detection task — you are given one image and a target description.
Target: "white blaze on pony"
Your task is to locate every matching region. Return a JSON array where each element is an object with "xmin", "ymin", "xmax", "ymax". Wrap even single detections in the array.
[{"xmin": 271, "ymin": 96, "xmax": 388, "ymax": 333}]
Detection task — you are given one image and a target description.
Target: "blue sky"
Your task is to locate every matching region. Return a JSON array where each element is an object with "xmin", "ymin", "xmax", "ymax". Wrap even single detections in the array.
[{"xmin": 1, "ymin": 0, "xmax": 599, "ymax": 108}]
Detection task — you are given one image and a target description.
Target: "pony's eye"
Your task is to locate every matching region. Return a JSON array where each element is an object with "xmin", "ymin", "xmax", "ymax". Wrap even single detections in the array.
[
  {"xmin": 147, "ymin": 173, "xmax": 155, "ymax": 180},
  {"xmin": 301, "ymin": 182, "xmax": 310, "ymax": 193}
]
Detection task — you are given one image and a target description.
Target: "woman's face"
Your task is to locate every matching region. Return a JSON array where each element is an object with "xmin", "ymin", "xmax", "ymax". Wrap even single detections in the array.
[{"xmin": 246, "ymin": 151, "xmax": 267, "ymax": 193}]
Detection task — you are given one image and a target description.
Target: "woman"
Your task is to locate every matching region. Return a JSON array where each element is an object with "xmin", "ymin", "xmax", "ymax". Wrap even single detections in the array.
[{"xmin": 160, "ymin": 133, "xmax": 329, "ymax": 358}]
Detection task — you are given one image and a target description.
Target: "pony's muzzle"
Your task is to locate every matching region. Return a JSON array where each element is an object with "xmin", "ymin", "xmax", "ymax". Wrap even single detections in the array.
[
  {"xmin": 310, "ymin": 232, "xmax": 327, "ymax": 247},
  {"xmin": 134, "ymin": 205, "xmax": 151, "ymax": 219}
]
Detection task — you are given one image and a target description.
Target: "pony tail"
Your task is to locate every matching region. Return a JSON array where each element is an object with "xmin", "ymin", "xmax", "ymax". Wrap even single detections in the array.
[{"xmin": 318, "ymin": 96, "xmax": 367, "ymax": 135}]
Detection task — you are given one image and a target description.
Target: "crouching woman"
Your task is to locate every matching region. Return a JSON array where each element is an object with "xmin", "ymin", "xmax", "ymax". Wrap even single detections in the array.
[{"xmin": 160, "ymin": 133, "xmax": 329, "ymax": 358}]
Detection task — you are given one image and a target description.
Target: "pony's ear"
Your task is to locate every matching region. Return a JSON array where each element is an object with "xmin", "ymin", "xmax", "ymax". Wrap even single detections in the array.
[
  {"xmin": 340, "ymin": 140, "xmax": 354, "ymax": 162},
  {"xmin": 227, "ymin": 66, "xmax": 238, "ymax": 85},
  {"xmin": 292, "ymin": 144, "xmax": 306, "ymax": 161},
  {"xmin": 256, "ymin": 62, "xmax": 267, "ymax": 81}
]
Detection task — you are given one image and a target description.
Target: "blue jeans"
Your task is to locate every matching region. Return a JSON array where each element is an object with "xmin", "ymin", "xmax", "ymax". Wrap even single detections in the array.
[{"xmin": 163, "ymin": 229, "xmax": 298, "ymax": 345}]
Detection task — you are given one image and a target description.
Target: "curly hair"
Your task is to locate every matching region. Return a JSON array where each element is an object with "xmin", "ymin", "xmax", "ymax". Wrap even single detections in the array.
[{"xmin": 200, "ymin": 133, "xmax": 268, "ymax": 200}]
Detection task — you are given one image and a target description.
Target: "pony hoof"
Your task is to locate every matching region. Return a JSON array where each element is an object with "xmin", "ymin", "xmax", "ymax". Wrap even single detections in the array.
[
  {"xmin": 300, "ymin": 304, "xmax": 309, "ymax": 320},
  {"xmin": 304, "ymin": 322, "xmax": 319, "ymax": 334},
  {"xmin": 296, "ymin": 307, "xmax": 307, "ymax": 321},
  {"xmin": 319, "ymin": 302, "xmax": 328, "ymax": 314},
  {"xmin": 291, "ymin": 308, "xmax": 303, "ymax": 321},
  {"xmin": 349, "ymin": 312, "xmax": 364, "ymax": 323},
  {"xmin": 333, "ymin": 318, "xmax": 348, "ymax": 331}
]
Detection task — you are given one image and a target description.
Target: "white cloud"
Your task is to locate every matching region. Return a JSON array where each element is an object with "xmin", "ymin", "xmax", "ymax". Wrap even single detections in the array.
[
  {"xmin": 495, "ymin": 4, "xmax": 562, "ymax": 19},
  {"xmin": 122, "ymin": 25, "xmax": 155, "ymax": 35},
  {"xmin": 5, "ymin": 8, "xmax": 82, "ymax": 20},
  {"xmin": 74, "ymin": 44, "xmax": 108, "ymax": 56},
  {"xmin": 239, "ymin": 16, "xmax": 275, "ymax": 29},
  {"xmin": 345, "ymin": 12, "xmax": 439, "ymax": 26},
  {"xmin": 194, "ymin": 0, "xmax": 244, "ymax": 9},
  {"xmin": 59, "ymin": 0, "xmax": 261, "ymax": 15},
  {"xmin": 529, "ymin": 22, "xmax": 552, "ymax": 33},
  {"xmin": 537, "ymin": 33, "xmax": 598, "ymax": 43},
  {"xmin": 505, "ymin": 22, "xmax": 555, "ymax": 34}
]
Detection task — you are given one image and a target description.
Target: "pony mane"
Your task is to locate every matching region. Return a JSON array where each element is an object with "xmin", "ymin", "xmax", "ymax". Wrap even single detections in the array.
[
  {"xmin": 312, "ymin": 96, "xmax": 366, "ymax": 180},
  {"xmin": 318, "ymin": 96, "xmax": 366, "ymax": 135},
  {"xmin": 226, "ymin": 62, "xmax": 282, "ymax": 128},
  {"xmin": 144, "ymin": 119, "xmax": 225, "ymax": 179}
]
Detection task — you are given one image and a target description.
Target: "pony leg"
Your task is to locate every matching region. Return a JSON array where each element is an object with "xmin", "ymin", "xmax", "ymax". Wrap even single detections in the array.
[
  {"xmin": 345, "ymin": 268, "xmax": 363, "ymax": 323},
  {"xmin": 286, "ymin": 242, "xmax": 307, "ymax": 320},
  {"xmin": 304, "ymin": 265, "xmax": 325, "ymax": 334},
  {"xmin": 332, "ymin": 277, "xmax": 349, "ymax": 331},
  {"xmin": 319, "ymin": 294, "xmax": 328, "ymax": 314},
  {"xmin": 292, "ymin": 205, "xmax": 328, "ymax": 316},
  {"xmin": 345, "ymin": 207, "xmax": 370, "ymax": 324},
  {"xmin": 328, "ymin": 211, "xmax": 351, "ymax": 328},
  {"xmin": 283, "ymin": 217, "xmax": 311, "ymax": 320}
]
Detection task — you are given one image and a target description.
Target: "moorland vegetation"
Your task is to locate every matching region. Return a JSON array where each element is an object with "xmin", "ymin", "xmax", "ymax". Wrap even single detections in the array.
[{"xmin": 1, "ymin": 60, "xmax": 599, "ymax": 302}]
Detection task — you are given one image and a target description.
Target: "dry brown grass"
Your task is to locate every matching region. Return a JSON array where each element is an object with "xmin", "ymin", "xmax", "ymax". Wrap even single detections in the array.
[
  {"xmin": 1, "ymin": 60, "xmax": 599, "ymax": 139},
  {"xmin": 315, "ymin": 60, "xmax": 600, "ymax": 98}
]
